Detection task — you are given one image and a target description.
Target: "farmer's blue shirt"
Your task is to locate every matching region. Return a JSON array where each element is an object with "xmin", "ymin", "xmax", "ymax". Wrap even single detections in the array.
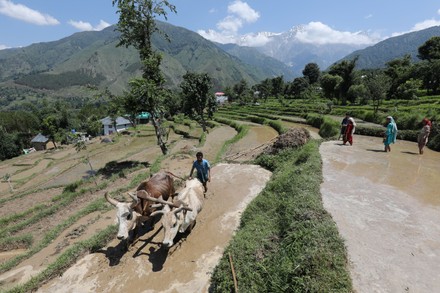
[{"xmin": 192, "ymin": 159, "xmax": 210, "ymax": 183}]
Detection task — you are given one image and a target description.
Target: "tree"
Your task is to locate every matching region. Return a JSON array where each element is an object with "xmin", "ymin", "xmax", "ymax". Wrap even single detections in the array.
[
  {"xmin": 329, "ymin": 57, "xmax": 358, "ymax": 104},
  {"xmin": 347, "ymin": 84, "xmax": 368, "ymax": 104},
  {"xmin": 74, "ymin": 140, "xmax": 98, "ymax": 186},
  {"xmin": 418, "ymin": 36, "xmax": 440, "ymax": 61},
  {"xmin": 302, "ymin": 63, "xmax": 320, "ymax": 84},
  {"xmin": 364, "ymin": 73, "xmax": 390, "ymax": 116},
  {"xmin": 270, "ymin": 76, "xmax": 285, "ymax": 98},
  {"xmin": 180, "ymin": 72, "xmax": 216, "ymax": 132},
  {"xmin": 290, "ymin": 77, "xmax": 310, "ymax": 98},
  {"xmin": 41, "ymin": 115, "xmax": 62, "ymax": 149},
  {"xmin": 112, "ymin": 0, "xmax": 176, "ymax": 155},
  {"xmin": 233, "ymin": 79, "xmax": 251, "ymax": 104},
  {"xmin": 384, "ymin": 55, "xmax": 414, "ymax": 99},
  {"xmin": 254, "ymin": 78, "xmax": 272, "ymax": 102},
  {"xmin": 0, "ymin": 127, "xmax": 21, "ymax": 161},
  {"xmin": 320, "ymin": 73, "xmax": 343, "ymax": 100}
]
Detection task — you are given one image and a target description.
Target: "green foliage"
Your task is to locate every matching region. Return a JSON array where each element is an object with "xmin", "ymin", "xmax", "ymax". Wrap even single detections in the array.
[
  {"xmin": 302, "ymin": 62, "xmax": 321, "ymax": 84},
  {"xmin": 211, "ymin": 141, "xmax": 352, "ymax": 292},
  {"xmin": 320, "ymin": 73, "xmax": 343, "ymax": 100},
  {"xmin": 418, "ymin": 36, "xmax": 440, "ymax": 61},
  {"xmin": 180, "ymin": 72, "xmax": 216, "ymax": 132},
  {"xmin": 318, "ymin": 117, "xmax": 340, "ymax": 138},
  {"xmin": 0, "ymin": 127, "xmax": 21, "ymax": 160},
  {"xmin": 15, "ymin": 70, "xmax": 105, "ymax": 90},
  {"xmin": 328, "ymin": 57, "xmax": 358, "ymax": 104}
]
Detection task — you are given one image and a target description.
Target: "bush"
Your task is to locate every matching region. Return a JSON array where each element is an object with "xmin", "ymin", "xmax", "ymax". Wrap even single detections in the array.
[
  {"xmin": 427, "ymin": 133, "xmax": 440, "ymax": 151},
  {"xmin": 319, "ymin": 117, "xmax": 340, "ymax": 138},
  {"xmin": 306, "ymin": 113, "xmax": 324, "ymax": 128}
]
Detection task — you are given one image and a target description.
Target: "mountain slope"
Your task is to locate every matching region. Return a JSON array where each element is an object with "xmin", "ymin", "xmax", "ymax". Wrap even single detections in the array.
[
  {"xmin": 216, "ymin": 43, "xmax": 295, "ymax": 80},
  {"xmin": 338, "ymin": 26, "xmax": 440, "ymax": 69},
  {"xmin": 0, "ymin": 21, "xmax": 291, "ymax": 107}
]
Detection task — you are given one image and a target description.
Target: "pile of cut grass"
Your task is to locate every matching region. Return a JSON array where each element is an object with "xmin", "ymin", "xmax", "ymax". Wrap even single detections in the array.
[{"xmin": 210, "ymin": 140, "xmax": 352, "ymax": 292}]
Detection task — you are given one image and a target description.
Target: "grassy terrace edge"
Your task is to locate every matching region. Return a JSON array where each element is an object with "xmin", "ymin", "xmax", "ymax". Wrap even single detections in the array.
[{"xmin": 210, "ymin": 140, "xmax": 352, "ymax": 292}]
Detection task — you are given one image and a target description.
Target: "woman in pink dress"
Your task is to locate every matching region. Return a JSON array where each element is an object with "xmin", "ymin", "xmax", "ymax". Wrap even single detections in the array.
[{"xmin": 418, "ymin": 118, "xmax": 431, "ymax": 154}]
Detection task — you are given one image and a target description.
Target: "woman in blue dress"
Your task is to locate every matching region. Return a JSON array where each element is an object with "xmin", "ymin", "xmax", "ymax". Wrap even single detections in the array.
[{"xmin": 384, "ymin": 116, "xmax": 398, "ymax": 152}]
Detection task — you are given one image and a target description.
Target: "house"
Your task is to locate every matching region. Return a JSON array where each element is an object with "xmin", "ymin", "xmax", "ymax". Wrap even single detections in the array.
[
  {"xmin": 100, "ymin": 116, "xmax": 132, "ymax": 135},
  {"xmin": 30, "ymin": 133, "xmax": 55, "ymax": 151},
  {"xmin": 215, "ymin": 92, "xmax": 228, "ymax": 105}
]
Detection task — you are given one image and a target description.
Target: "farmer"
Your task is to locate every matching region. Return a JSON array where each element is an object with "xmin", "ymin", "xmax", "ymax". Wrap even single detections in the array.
[
  {"xmin": 384, "ymin": 116, "xmax": 398, "ymax": 152},
  {"xmin": 418, "ymin": 118, "xmax": 432, "ymax": 155},
  {"xmin": 339, "ymin": 113, "xmax": 350, "ymax": 140},
  {"xmin": 189, "ymin": 152, "xmax": 211, "ymax": 193}
]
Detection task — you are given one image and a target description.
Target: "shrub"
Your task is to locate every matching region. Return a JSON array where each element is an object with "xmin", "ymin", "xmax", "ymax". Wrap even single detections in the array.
[
  {"xmin": 319, "ymin": 117, "xmax": 340, "ymax": 138},
  {"xmin": 427, "ymin": 133, "xmax": 440, "ymax": 151},
  {"xmin": 306, "ymin": 113, "xmax": 324, "ymax": 128}
]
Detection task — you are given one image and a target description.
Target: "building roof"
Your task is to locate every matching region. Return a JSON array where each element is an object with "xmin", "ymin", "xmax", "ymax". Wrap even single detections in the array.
[
  {"xmin": 136, "ymin": 112, "xmax": 150, "ymax": 119},
  {"xmin": 100, "ymin": 116, "xmax": 131, "ymax": 126},
  {"xmin": 31, "ymin": 133, "xmax": 49, "ymax": 143}
]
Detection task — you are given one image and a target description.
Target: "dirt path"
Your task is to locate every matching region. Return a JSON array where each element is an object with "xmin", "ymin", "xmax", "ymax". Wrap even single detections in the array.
[
  {"xmin": 320, "ymin": 135, "xmax": 440, "ymax": 292},
  {"xmin": 38, "ymin": 164, "xmax": 272, "ymax": 293}
]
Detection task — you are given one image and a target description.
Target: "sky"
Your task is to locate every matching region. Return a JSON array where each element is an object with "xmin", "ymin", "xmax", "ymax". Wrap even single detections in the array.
[{"xmin": 1, "ymin": 0, "xmax": 440, "ymax": 49}]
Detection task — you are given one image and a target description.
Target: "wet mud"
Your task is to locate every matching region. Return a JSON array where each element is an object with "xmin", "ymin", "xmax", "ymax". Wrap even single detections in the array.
[{"xmin": 320, "ymin": 135, "xmax": 440, "ymax": 292}]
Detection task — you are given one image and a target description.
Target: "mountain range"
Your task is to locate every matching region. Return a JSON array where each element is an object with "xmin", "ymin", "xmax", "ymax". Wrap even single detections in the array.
[
  {"xmin": 338, "ymin": 26, "xmax": 440, "ymax": 68},
  {"xmin": 0, "ymin": 21, "xmax": 438, "ymax": 110}
]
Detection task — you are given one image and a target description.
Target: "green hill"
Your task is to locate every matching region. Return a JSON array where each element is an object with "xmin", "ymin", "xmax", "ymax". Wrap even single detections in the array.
[
  {"xmin": 0, "ymin": 21, "xmax": 288, "ymax": 109},
  {"xmin": 338, "ymin": 26, "xmax": 440, "ymax": 69}
]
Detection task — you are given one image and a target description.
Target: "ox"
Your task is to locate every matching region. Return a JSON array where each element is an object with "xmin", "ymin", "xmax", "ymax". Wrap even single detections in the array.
[
  {"xmin": 104, "ymin": 171, "xmax": 175, "ymax": 241},
  {"xmin": 151, "ymin": 178, "xmax": 204, "ymax": 248}
]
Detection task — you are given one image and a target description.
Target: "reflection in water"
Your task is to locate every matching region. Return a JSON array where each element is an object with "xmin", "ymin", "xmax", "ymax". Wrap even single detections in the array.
[
  {"xmin": 320, "ymin": 136, "xmax": 440, "ymax": 292},
  {"xmin": 327, "ymin": 136, "xmax": 440, "ymax": 206}
]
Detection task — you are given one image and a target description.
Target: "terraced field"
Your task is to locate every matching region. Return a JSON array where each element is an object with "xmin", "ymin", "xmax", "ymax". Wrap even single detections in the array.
[{"xmin": 1, "ymin": 113, "xmax": 323, "ymax": 292}]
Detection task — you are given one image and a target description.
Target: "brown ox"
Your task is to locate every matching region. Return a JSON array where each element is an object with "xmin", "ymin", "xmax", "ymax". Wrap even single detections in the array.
[{"xmin": 105, "ymin": 171, "xmax": 175, "ymax": 241}]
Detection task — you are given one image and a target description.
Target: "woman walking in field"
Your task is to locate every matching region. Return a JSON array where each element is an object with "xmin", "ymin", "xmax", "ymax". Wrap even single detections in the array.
[
  {"xmin": 418, "ymin": 118, "xmax": 431, "ymax": 154},
  {"xmin": 343, "ymin": 117, "xmax": 356, "ymax": 146},
  {"xmin": 384, "ymin": 116, "xmax": 398, "ymax": 152}
]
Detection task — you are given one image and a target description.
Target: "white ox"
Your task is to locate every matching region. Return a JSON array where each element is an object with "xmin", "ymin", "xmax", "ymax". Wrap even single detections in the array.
[{"xmin": 151, "ymin": 178, "xmax": 204, "ymax": 248}]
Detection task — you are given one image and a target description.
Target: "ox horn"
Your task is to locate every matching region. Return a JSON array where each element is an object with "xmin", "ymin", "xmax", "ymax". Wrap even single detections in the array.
[
  {"xmin": 145, "ymin": 195, "xmax": 177, "ymax": 207},
  {"xmin": 104, "ymin": 192, "xmax": 119, "ymax": 207},
  {"xmin": 173, "ymin": 203, "xmax": 193, "ymax": 213},
  {"xmin": 150, "ymin": 210, "xmax": 166, "ymax": 217},
  {"xmin": 128, "ymin": 192, "xmax": 140, "ymax": 209}
]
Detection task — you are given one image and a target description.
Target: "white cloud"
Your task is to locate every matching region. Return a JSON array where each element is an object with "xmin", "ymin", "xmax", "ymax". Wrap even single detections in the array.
[
  {"xmin": 411, "ymin": 18, "xmax": 440, "ymax": 31},
  {"xmin": 365, "ymin": 14, "xmax": 373, "ymax": 19},
  {"xmin": 296, "ymin": 22, "xmax": 377, "ymax": 45},
  {"xmin": 392, "ymin": 18, "xmax": 440, "ymax": 37},
  {"xmin": 217, "ymin": 15, "xmax": 243, "ymax": 33},
  {"xmin": 0, "ymin": 0, "xmax": 59, "ymax": 25},
  {"xmin": 68, "ymin": 19, "xmax": 111, "ymax": 31},
  {"xmin": 227, "ymin": 0, "xmax": 259, "ymax": 23},
  {"xmin": 0, "ymin": 44, "xmax": 9, "ymax": 50},
  {"xmin": 199, "ymin": 1, "xmax": 267, "ymax": 46}
]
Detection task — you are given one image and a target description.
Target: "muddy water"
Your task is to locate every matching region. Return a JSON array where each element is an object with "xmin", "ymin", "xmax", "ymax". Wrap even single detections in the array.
[
  {"xmin": 320, "ymin": 135, "xmax": 440, "ymax": 292},
  {"xmin": 38, "ymin": 164, "xmax": 271, "ymax": 293}
]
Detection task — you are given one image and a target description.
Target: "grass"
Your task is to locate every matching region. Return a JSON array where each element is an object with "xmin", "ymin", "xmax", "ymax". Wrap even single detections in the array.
[
  {"xmin": 0, "ymin": 198, "xmax": 111, "ymax": 274},
  {"xmin": 5, "ymin": 224, "xmax": 118, "ymax": 293},
  {"xmin": 213, "ymin": 117, "xmax": 249, "ymax": 163},
  {"xmin": 210, "ymin": 140, "xmax": 352, "ymax": 292}
]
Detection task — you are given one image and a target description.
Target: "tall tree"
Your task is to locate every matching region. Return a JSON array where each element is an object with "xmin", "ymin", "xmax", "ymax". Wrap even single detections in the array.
[
  {"xmin": 329, "ymin": 57, "xmax": 358, "ymax": 105},
  {"xmin": 112, "ymin": 0, "xmax": 176, "ymax": 154},
  {"xmin": 384, "ymin": 55, "xmax": 414, "ymax": 99},
  {"xmin": 180, "ymin": 72, "xmax": 216, "ymax": 132},
  {"xmin": 302, "ymin": 63, "xmax": 320, "ymax": 84},
  {"xmin": 418, "ymin": 36, "xmax": 440, "ymax": 61},
  {"xmin": 364, "ymin": 73, "xmax": 390, "ymax": 116}
]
